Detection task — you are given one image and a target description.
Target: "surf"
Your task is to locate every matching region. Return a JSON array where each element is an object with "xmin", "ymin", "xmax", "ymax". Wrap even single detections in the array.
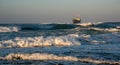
[{"xmin": 0, "ymin": 53, "xmax": 119, "ymax": 65}]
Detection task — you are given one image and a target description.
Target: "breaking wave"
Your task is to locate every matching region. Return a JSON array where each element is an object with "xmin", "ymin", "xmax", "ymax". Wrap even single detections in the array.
[
  {"xmin": 0, "ymin": 34, "xmax": 80, "ymax": 48},
  {"xmin": 88, "ymin": 28, "xmax": 120, "ymax": 32},
  {"xmin": 76, "ymin": 22, "xmax": 94, "ymax": 27},
  {"xmin": 0, "ymin": 53, "xmax": 119, "ymax": 65},
  {"xmin": 0, "ymin": 26, "xmax": 20, "ymax": 32}
]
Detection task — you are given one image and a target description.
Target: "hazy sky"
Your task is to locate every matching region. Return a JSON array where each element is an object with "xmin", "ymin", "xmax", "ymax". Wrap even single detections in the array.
[{"xmin": 0, "ymin": 0, "xmax": 120, "ymax": 23}]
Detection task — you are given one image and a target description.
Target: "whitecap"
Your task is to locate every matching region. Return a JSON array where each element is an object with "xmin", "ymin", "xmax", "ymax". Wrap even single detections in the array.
[
  {"xmin": 76, "ymin": 22, "xmax": 93, "ymax": 27},
  {"xmin": 89, "ymin": 27, "xmax": 120, "ymax": 32},
  {"xmin": 0, "ymin": 26, "xmax": 20, "ymax": 32},
  {"xmin": 105, "ymin": 28, "xmax": 120, "ymax": 32},
  {"xmin": 0, "ymin": 35, "xmax": 80, "ymax": 48}
]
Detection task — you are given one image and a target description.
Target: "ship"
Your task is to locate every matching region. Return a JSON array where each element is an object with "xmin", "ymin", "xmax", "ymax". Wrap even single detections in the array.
[{"xmin": 72, "ymin": 18, "xmax": 81, "ymax": 24}]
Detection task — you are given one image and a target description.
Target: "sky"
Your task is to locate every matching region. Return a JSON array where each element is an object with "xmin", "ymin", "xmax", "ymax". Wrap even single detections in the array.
[{"xmin": 0, "ymin": 0, "xmax": 120, "ymax": 24}]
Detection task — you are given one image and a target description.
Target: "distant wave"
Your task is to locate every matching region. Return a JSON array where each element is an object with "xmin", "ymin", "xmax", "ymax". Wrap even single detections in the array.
[
  {"xmin": 0, "ymin": 53, "xmax": 119, "ymax": 65},
  {"xmin": 76, "ymin": 22, "xmax": 120, "ymax": 32},
  {"xmin": 14, "ymin": 22, "xmax": 120, "ymax": 31},
  {"xmin": 94, "ymin": 22, "xmax": 120, "ymax": 28},
  {"xmin": 21, "ymin": 24, "xmax": 76, "ymax": 30},
  {"xmin": 0, "ymin": 24, "xmax": 76, "ymax": 32},
  {"xmin": 88, "ymin": 28, "xmax": 120, "ymax": 32},
  {"xmin": 0, "ymin": 26, "xmax": 20, "ymax": 32},
  {"xmin": 0, "ymin": 22, "xmax": 120, "ymax": 32}
]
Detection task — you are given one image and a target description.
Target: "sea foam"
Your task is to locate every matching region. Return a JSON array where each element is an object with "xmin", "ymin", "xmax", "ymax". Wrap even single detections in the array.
[
  {"xmin": 0, "ymin": 34, "xmax": 80, "ymax": 48},
  {"xmin": 0, "ymin": 26, "xmax": 20, "ymax": 32},
  {"xmin": 89, "ymin": 28, "xmax": 120, "ymax": 32},
  {"xmin": 76, "ymin": 22, "xmax": 93, "ymax": 27},
  {"xmin": 0, "ymin": 53, "xmax": 119, "ymax": 65}
]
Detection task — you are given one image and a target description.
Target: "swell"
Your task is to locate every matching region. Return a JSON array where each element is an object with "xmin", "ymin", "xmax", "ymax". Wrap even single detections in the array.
[
  {"xmin": 94, "ymin": 22, "xmax": 120, "ymax": 28},
  {"xmin": 21, "ymin": 24, "xmax": 76, "ymax": 30}
]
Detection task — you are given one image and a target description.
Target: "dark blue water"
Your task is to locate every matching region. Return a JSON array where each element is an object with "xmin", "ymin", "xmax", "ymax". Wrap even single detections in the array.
[{"xmin": 0, "ymin": 22, "xmax": 120, "ymax": 65}]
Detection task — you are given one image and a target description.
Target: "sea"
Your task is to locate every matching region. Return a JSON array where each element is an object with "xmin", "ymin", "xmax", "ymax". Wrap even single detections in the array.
[{"xmin": 0, "ymin": 22, "xmax": 120, "ymax": 65}]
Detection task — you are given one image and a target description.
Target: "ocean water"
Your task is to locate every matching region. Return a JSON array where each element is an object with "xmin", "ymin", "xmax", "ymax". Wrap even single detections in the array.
[{"xmin": 0, "ymin": 22, "xmax": 120, "ymax": 65}]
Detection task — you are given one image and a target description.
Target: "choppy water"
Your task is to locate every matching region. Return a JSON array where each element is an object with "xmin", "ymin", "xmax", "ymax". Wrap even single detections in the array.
[{"xmin": 0, "ymin": 22, "xmax": 120, "ymax": 65}]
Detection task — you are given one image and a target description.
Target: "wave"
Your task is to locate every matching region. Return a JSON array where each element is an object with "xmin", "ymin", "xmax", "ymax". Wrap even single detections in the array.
[
  {"xmin": 0, "ymin": 22, "xmax": 120, "ymax": 32},
  {"xmin": 0, "ymin": 24, "xmax": 76, "ymax": 32},
  {"xmin": 21, "ymin": 24, "xmax": 76, "ymax": 30},
  {"xmin": 88, "ymin": 28, "xmax": 120, "ymax": 32},
  {"xmin": 0, "ymin": 33, "xmax": 119, "ymax": 48},
  {"xmin": 76, "ymin": 22, "xmax": 120, "ymax": 33},
  {"xmin": 76, "ymin": 22, "xmax": 120, "ymax": 28},
  {"xmin": 75, "ymin": 22, "xmax": 94, "ymax": 27},
  {"xmin": 0, "ymin": 33, "xmax": 118, "ymax": 48},
  {"xmin": 0, "ymin": 26, "xmax": 20, "ymax": 32},
  {"xmin": 0, "ymin": 53, "xmax": 119, "ymax": 65},
  {"xmin": 0, "ymin": 34, "xmax": 80, "ymax": 48},
  {"xmin": 94, "ymin": 22, "xmax": 120, "ymax": 28}
]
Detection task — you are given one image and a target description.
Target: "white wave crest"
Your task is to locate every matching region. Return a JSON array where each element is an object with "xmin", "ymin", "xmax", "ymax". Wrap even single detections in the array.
[
  {"xmin": 90, "ymin": 28, "xmax": 120, "ymax": 32},
  {"xmin": 105, "ymin": 28, "xmax": 120, "ymax": 32},
  {"xmin": 0, "ymin": 35, "xmax": 80, "ymax": 48},
  {"xmin": 117, "ymin": 26, "xmax": 120, "ymax": 29},
  {"xmin": 0, "ymin": 26, "xmax": 20, "ymax": 32},
  {"xmin": 76, "ymin": 22, "xmax": 93, "ymax": 27},
  {"xmin": 0, "ymin": 53, "xmax": 119, "ymax": 65}
]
